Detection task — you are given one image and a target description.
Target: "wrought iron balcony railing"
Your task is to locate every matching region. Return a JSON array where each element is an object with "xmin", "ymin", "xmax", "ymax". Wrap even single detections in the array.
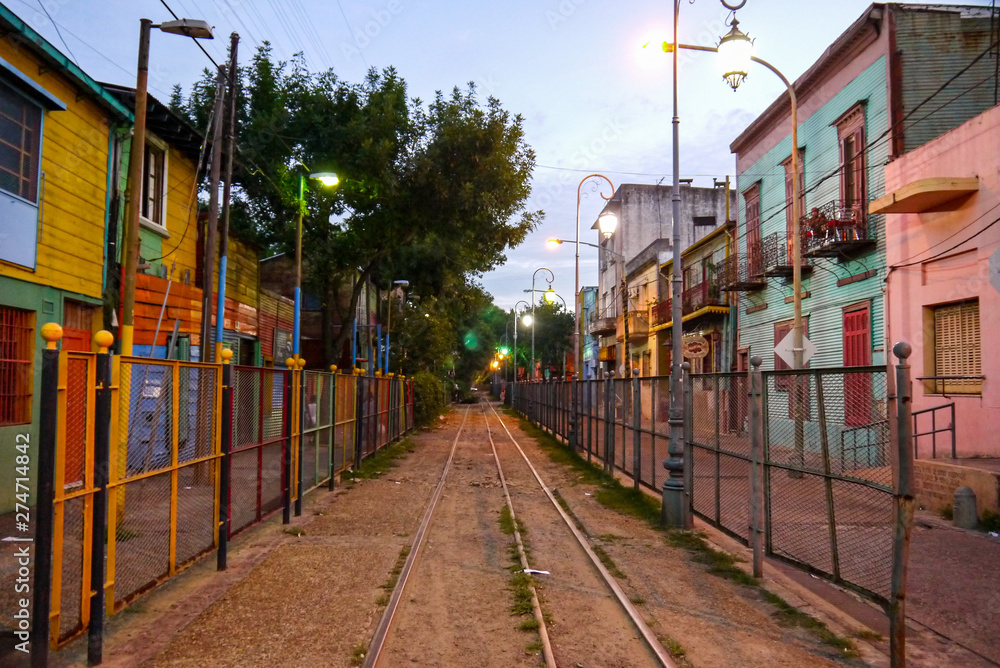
[
  {"xmin": 718, "ymin": 251, "xmax": 766, "ymax": 292},
  {"xmin": 760, "ymin": 231, "xmax": 813, "ymax": 278},
  {"xmin": 800, "ymin": 199, "xmax": 876, "ymax": 258}
]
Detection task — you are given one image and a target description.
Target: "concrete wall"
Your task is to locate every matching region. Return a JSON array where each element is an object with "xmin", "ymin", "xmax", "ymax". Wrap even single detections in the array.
[{"xmin": 883, "ymin": 104, "xmax": 1000, "ymax": 457}]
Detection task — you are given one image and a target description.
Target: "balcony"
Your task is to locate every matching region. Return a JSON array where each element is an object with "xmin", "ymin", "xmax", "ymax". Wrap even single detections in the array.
[
  {"xmin": 682, "ymin": 279, "xmax": 727, "ymax": 312},
  {"xmin": 760, "ymin": 231, "xmax": 813, "ymax": 278},
  {"xmin": 801, "ymin": 200, "xmax": 877, "ymax": 258},
  {"xmin": 617, "ymin": 310, "xmax": 649, "ymax": 342},
  {"xmin": 718, "ymin": 252, "xmax": 766, "ymax": 292},
  {"xmin": 598, "ymin": 345, "xmax": 616, "ymax": 361},
  {"xmin": 651, "ymin": 299, "xmax": 671, "ymax": 327},
  {"xmin": 589, "ymin": 313, "xmax": 617, "ymax": 336}
]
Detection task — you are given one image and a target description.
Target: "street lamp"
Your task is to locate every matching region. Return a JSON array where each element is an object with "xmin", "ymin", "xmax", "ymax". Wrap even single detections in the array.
[
  {"xmin": 512, "ymin": 299, "xmax": 530, "ymax": 407},
  {"xmin": 293, "ymin": 167, "xmax": 339, "ymax": 362},
  {"xmin": 529, "ymin": 267, "xmax": 554, "ymax": 381},
  {"xmin": 120, "ymin": 18, "xmax": 214, "ymax": 356}
]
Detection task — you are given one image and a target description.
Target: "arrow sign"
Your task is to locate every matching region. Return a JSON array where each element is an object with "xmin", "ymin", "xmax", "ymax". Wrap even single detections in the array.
[{"xmin": 774, "ymin": 330, "xmax": 817, "ymax": 368}]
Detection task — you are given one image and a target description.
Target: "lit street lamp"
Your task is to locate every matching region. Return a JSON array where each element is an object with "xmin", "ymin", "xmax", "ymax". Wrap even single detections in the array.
[
  {"xmin": 596, "ymin": 210, "xmax": 632, "ymax": 380},
  {"xmin": 529, "ymin": 267, "xmax": 554, "ymax": 381},
  {"xmin": 293, "ymin": 168, "xmax": 339, "ymax": 362},
  {"xmin": 512, "ymin": 299, "xmax": 530, "ymax": 407},
  {"xmin": 120, "ymin": 17, "xmax": 213, "ymax": 356},
  {"xmin": 659, "ymin": 1, "xmax": 802, "ymax": 531}
]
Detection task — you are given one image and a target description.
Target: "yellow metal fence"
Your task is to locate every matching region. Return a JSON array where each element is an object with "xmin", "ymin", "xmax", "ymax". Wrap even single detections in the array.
[{"xmin": 43, "ymin": 349, "xmax": 413, "ymax": 650}]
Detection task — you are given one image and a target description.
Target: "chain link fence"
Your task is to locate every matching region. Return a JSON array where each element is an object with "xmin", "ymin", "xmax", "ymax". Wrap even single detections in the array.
[
  {"xmin": 109, "ymin": 357, "xmax": 220, "ymax": 609},
  {"xmin": 763, "ymin": 367, "xmax": 892, "ymax": 603},
  {"xmin": 513, "ymin": 365, "xmax": 895, "ymax": 607},
  {"xmin": 689, "ymin": 372, "xmax": 752, "ymax": 544},
  {"xmin": 230, "ymin": 366, "xmax": 289, "ymax": 537}
]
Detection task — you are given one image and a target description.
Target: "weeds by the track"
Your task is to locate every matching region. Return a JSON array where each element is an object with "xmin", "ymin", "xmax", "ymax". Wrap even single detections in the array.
[
  {"xmin": 345, "ymin": 439, "xmax": 416, "ymax": 482},
  {"xmin": 376, "ymin": 545, "xmax": 412, "ymax": 607},
  {"xmin": 349, "ymin": 643, "xmax": 367, "ymax": 666},
  {"xmin": 761, "ymin": 590, "xmax": 859, "ymax": 657}
]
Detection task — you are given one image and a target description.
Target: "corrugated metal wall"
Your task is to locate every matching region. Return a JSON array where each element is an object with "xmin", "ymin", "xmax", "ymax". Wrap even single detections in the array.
[
  {"xmin": 897, "ymin": 7, "xmax": 997, "ymax": 154},
  {"xmin": 735, "ymin": 56, "xmax": 889, "ymax": 369}
]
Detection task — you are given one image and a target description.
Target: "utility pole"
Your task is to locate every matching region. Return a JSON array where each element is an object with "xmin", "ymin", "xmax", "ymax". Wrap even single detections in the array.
[
  {"xmin": 119, "ymin": 19, "xmax": 152, "ymax": 356},
  {"xmin": 215, "ymin": 33, "xmax": 240, "ymax": 362},
  {"xmin": 199, "ymin": 65, "xmax": 226, "ymax": 362}
]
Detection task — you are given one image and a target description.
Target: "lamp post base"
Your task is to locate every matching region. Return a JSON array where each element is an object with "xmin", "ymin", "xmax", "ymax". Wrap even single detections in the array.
[{"xmin": 661, "ymin": 476, "xmax": 688, "ymax": 529}]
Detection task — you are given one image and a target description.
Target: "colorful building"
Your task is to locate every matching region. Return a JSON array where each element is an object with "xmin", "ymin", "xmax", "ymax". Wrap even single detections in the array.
[
  {"xmin": 876, "ymin": 102, "xmax": 998, "ymax": 458},
  {"xmin": 657, "ymin": 224, "xmax": 734, "ymax": 375},
  {"xmin": 727, "ymin": 3, "xmax": 996, "ymax": 381},
  {"xmin": 590, "ymin": 182, "xmax": 731, "ymax": 377},
  {"xmin": 0, "ymin": 6, "xmax": 132, "ymax": 507}
]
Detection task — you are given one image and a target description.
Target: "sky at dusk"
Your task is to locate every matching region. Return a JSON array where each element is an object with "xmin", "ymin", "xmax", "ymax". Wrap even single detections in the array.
[{"xmin": 11, "ymin": 0, "xmax": 985, "ymax": 309}]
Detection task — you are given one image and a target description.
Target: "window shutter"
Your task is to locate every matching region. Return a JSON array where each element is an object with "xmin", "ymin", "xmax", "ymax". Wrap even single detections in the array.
[{"xmin": 934, "ymin": 302, "xmax": 981, "ymax": 394}]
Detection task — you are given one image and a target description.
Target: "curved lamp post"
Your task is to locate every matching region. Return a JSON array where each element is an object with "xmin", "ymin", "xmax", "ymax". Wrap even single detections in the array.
[
  {"xmin": 529, "ymin": 267, "xmax": 554, "ymax": 381},
  {"xmin": 574, "ymin": 175, "xmax": 615, "ymax": 378}
]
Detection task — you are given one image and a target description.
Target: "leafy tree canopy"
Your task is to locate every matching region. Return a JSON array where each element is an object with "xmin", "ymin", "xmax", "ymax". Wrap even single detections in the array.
[{"xmin": 172, "ymin": 45, "xmax": 541, "ymax": 369}]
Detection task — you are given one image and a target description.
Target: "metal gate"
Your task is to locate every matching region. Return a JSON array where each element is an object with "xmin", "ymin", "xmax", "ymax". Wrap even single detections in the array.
[{"xmin": 762, "ymin": 367, "xmax": 892, "ymax": 604}]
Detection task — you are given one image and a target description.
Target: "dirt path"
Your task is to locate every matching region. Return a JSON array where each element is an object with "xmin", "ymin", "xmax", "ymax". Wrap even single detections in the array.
[
  {"xmin": 379, "ymin": 407, "xmax": 659, "ymax": 667},
  {"xmin": 51, "ymin": 403, "xmax": 892, "ymax": 667},
  {"xmin": 487, "ymin": 404, "xmax": 858, "ymax": 668}
]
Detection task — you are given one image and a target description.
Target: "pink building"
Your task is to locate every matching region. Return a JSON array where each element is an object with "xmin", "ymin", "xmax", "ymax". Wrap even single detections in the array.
[{"xmin": 874, "ymin": 103, "xmax": 999, "ymax": 458}]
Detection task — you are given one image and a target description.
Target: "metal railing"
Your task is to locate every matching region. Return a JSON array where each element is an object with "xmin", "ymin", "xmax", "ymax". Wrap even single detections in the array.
[
  {"xmin": 30, "ymin": 338, "xmax": 415, "ymax": 656},
  {"xmin": 912, "ymin": 402, "xmax": 956, "ymax": 459}
]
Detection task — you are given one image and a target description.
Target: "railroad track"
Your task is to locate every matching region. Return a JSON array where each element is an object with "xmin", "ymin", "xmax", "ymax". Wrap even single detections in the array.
[{"xmin": 362, "ymin": 402, "xmax": 676, "ymax": 667}]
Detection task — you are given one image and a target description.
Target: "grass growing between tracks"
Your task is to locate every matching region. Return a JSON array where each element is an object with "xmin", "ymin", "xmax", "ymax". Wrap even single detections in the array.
[
  {"xmin": 498, "ymin": 502, "xmax": 549, "ymax": 657},
  {"xmin": 345, "ymin": 438, "xmax": 417, "ymax": 482}
]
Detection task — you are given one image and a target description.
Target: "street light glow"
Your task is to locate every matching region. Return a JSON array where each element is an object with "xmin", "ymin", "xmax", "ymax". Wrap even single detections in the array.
[
  {"xmin": 718, "ymin": 19, "xmax": 753, "ymax": 91},
  {"xmin": 311, "ymin": 171, "xmax": 339, "ymax": 187},
  {"xmin": 544, "ymin": 288, "xmax": 556, "ymax": 304},
  {"xmin": 546, "ymin": 238, "xmax": 562, "ymax": 250},
  {"xmin": 522, "ymin": 314, "xmax": 533, "ymax": 327},
  {"xmin": 598, "ymin": 211, "xmax": 618, "ymax": 238}
]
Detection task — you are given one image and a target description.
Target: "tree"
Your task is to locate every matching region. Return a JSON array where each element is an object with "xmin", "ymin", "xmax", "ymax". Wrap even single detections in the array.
[{"xmin": 174, "ymin": 49, "xmax": 540, "ymax": 369}]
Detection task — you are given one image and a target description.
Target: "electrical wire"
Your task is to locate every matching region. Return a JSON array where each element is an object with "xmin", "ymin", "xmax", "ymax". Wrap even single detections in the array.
[
  {"xmin": 335, "ymin": 0, "xmax": 370, "ymax": 71},
  {"xmin": 34, "ymin": 0, "xmax": 79, "ymax": 65},
  {"xmin": 157, "ymin": 0, "xmax": 219, "ymax": 68}
]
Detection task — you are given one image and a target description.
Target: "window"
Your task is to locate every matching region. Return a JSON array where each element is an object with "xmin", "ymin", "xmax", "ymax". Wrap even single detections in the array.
[
  {"xmin": 62, "ymin": 300, "xmax": 97, "ymax": 352},
  {"xmin": 836, "ymin": 104, "xmax": 866, "ymax": 217},
  {"xmin": 0, "ymin": 306, "xmax": 34, "ymax": 425},
  {"xmin": 0, "ymin": 80, "xmax": 44, "ymax": 268},
  {"xmin": 930, "ymin": 300, "xmax": 981, "ymax": 395},
  {"xmin": 781, "ymin": 150, "xmax": 805, "ymax": 263},
  {"xmin": 743, "ymin": 184, "xmax": 761, "ymax": 276},
  {"xmin": 141, "ymin": 138, "xmax": 167, "ymax": 228}
]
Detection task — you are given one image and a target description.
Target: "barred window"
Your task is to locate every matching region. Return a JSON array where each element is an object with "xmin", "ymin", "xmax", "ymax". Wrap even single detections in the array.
[
  {"xmin": 0, "ymin": 306, "xmax": 34, "ymax": 425},
  {"xmin": 932, "ymin": 300, "xmax": 981, "ymax": 395}
]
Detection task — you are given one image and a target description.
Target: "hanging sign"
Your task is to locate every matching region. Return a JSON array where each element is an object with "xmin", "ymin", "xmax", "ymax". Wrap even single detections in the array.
[{"xmin": 682, "ymin": 335, "xmax": 710, "ymax": 359}]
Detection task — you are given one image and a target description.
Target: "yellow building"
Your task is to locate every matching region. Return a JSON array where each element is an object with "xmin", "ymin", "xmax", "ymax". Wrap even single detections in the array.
[{"xmin": 0, "ymin": 5, "xmax": 132, "ymax": 509}]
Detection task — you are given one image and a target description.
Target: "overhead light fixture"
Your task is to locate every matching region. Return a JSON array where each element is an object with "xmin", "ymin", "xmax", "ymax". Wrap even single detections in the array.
[
  {"xmin": 158, "ymin": 18, "xmax": 214, "ymax": 39},
  {"xmin": 717, "ymin": 19, "xmax": 753, "ymax": 91},
  {"xmin": 598, "ymin": 211, "xmax": 618, "ymax": 239}
]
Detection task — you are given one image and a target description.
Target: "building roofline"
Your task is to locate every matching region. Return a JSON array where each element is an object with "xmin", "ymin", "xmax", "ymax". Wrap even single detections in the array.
[
  {"xmin": 0, "ymin": 4, "xmax": 133, "ymax": 122},
  {"xmin": 730, "ymin": 3, "xmax": 884, "ymax": 155}
]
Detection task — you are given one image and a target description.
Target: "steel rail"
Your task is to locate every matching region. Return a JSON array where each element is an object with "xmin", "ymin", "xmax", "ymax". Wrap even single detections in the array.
[
  {"xmin": 480, "ymin": 404, "xmax": 557, "ymax": 668},
  {"xmin": 486, "ymin": 402, "xmax": 677, "ymax": 668},
  {"xmin": 363, "ymin": 405, "xmax": 471, "ymax": 668}
]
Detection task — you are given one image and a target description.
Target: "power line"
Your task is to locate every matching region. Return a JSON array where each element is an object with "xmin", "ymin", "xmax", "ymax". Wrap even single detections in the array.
[
  {"xmin": 335, "ymin": 0, "xmax": 370, "ymax": 71},
  {"xmin": 157, "ymin": 0, "xmax": 219, "ymax": 68},
  {"xmin": 34, "ymin": 0, "xmax": 78, "ymax": 65}
]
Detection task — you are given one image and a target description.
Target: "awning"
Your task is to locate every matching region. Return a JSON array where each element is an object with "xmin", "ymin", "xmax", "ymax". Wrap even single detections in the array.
[
  {"xmin": 648, "ymin": 305, "xmax": 729, "ymax": 333},
  {"xmin": 868, "ymin": 177, "xmax": 978, "ymax": 214}
]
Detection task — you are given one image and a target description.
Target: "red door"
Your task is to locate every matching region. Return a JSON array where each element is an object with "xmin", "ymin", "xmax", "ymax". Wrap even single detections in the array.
[{"xmin": 843, "ymin": 305, "xmax": 871, "ymax": 426}]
